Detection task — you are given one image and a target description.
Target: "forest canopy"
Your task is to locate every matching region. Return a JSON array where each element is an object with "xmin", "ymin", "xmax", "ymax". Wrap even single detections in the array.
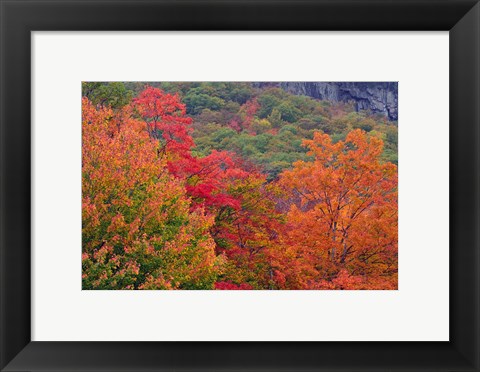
[{"xmin": 82, "ymin": 82, "xmax": 398, "ymax": 290}]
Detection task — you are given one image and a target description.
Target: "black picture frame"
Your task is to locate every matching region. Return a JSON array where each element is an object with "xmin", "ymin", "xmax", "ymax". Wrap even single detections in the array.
[{"xmin": 1, "ymin": 0, "xmax": 479, "ymax": 371}]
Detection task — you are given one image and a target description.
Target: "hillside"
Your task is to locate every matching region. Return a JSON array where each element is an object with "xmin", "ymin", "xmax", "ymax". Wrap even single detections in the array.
[
  {"xmin": 82, "ymin": 82, "xmax": 398, "ymax": 290},
  {"xmin": 110, "ymin": 82, "xmax": 398, "ymax": 179}
]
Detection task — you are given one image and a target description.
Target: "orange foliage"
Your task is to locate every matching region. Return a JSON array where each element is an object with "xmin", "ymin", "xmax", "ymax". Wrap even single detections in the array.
[
  {"xmin": 82, "ymin": 99, "xmax": 218, "ymax": 289},
  {"xmin": 279, "ymin": 130, "xmax": 398, "ymax": 289}
]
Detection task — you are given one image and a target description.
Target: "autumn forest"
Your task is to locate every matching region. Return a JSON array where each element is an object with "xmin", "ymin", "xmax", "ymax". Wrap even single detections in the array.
[{"xmin": 82, "ymin": 82, "xmax": 398, "ymax": 290}]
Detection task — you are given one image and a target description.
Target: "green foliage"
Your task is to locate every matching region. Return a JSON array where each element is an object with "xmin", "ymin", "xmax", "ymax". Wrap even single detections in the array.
[
  {"xmin": 267, "ymin": 108, "xmax": 283, "ymax": 128},
  {"xmin": 82, "ymin": 82, "xmax": 133, "ymax": 109},
  {"xmin": 184, "ymin": 84, "xmax": 397, "ymax": 177},
  {"xmin": 258, "ymin": 93, "xmax": 282, "ymax": 118},
  {"xmin": 184, "ymin": 92, "xmax": 225, "ymax": 115},
  {"xmin": 84, "ymin": 81, "xmax": 398, "ymax": 177},
  {"xmin": 277, "ymin": 102, "xmax": 303, "ymax": 122}
]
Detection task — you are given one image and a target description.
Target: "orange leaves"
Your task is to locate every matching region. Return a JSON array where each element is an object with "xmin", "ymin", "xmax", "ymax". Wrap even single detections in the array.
[
  {"xmin": 279, "ymin": 129, "xmax": 398, "ymax": 289},
  {"xmin": 82, "ymin": 97, "xmax": 219, "ymax": 290}
]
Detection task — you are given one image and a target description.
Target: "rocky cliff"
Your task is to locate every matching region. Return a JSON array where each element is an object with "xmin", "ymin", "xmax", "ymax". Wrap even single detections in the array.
[{"xmin": 255, "ymin": 82, "xmax": 398, "ymax": 121}]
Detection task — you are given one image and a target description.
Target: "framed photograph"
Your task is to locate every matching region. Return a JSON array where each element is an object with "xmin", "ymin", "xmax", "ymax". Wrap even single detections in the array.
[{"xmin": 1, "ymin": 0, "xmax": 479, "ymax": 371}]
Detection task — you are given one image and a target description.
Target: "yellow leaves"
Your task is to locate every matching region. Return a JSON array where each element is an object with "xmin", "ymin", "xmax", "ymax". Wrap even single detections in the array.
[
  {"xmin": 213, "ymin": 253, "xmax": 228, "ymax": 275},
  {"xmin": 82, "ymin": 98, "xmax": 222, "ymax": 290},
  {"xmin": 107, "ymin": 214, "xmax": 126, "ymax": 233}
]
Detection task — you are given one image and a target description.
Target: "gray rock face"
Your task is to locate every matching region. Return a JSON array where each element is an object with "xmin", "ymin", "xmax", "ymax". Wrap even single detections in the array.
[{"xmin": 256, "ymin": 82, "xmax": 398, "ymax": 121}]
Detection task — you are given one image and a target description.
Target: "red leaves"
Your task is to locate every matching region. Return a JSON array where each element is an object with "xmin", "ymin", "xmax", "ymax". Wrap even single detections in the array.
[
  {"xmin": 239, "ymin": 98, "xmax": 260, "ymax": 132},
  {"xmin": 133, "ymin": 86, "xmax": 194, "ymax": 154},
  {"xmin": 134, "ymin": 87, "xmax": 250, "ymax": 213},
  {"xmin": 173, "ymin": 149, "xmax": 248, "ymax": 211},
  {"xmin": 227, "ymin": 99, "xmax": 259, "ymax": 133}
]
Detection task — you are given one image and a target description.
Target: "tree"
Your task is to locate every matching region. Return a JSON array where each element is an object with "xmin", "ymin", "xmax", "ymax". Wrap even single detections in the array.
[
  {"xmin": 82, "ymin": 82, "xmax": 133, "ymax": 109},
  {"xmin": 82, "ymin": 98, "xmax": 219, "ymax": 289},
  {"xmin": 210, "ymin": 173, "xmax": 286, "ymax": 289},
  {"xmin": 279, "ymin": 129, "xmax": 398, "ymax": 289},
  {"xmin": 183, "ymin": 92, "xmax": 225, "ymax": 115},
  {"xmin": 133, "ymin": 86, "xmax": 194, "ymax": 155},
  {"xmin": 131, "ymin": 87, "xmax": 284, "ymax": 289},
  {"xmin": 238, "ymin": 98, "xmax": 260, "ymax": 132}
]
